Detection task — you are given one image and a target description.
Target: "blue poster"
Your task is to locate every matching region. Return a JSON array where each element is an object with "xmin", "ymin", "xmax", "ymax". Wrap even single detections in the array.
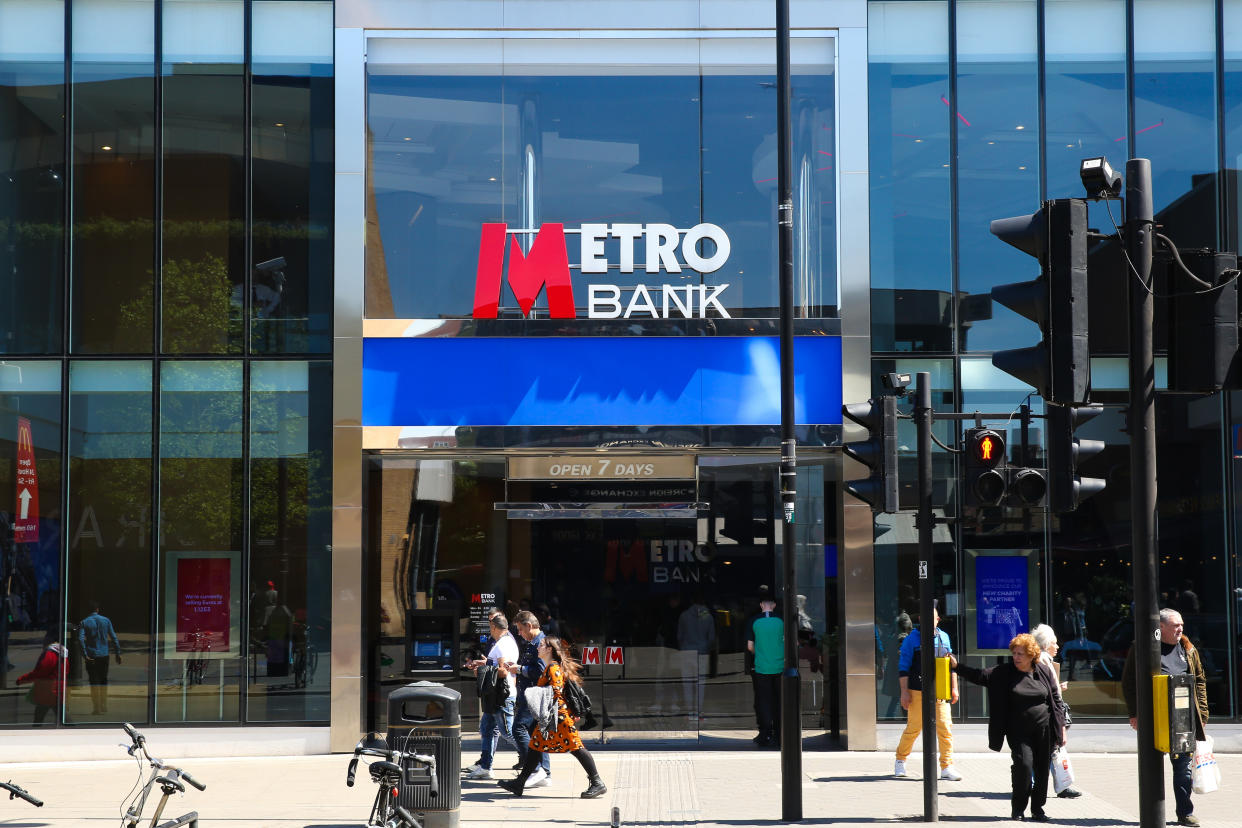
[{"xmin": 975, "ymin": 556, "xmax": 1029, "ymax": 650}]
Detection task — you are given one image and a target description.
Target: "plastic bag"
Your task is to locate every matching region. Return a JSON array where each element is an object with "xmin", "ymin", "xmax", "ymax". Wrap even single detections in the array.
[
  {"xmin": 1192, "ymin": 737, "xmax": 1221, "ymax": 795},
  {"xmin": 1051, "ymin": 747, "xmax": 1075, "ymax": 794}
]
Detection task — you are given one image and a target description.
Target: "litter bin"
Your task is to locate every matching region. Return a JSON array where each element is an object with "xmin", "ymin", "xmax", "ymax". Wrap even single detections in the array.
[{"xmin": 388, "ymin": 681, "xmax": 462, "ymax": 828}]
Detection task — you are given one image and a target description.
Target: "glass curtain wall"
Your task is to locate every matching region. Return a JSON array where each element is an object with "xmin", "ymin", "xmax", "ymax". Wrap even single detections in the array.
[
  {"xmin": 1, "ymin": 0, "xmax": 332, "ymax": 729},
  {"xmin": 868, "ymin": 0, "xmax": 1242, "ymax": 721},
  {"xmin": 0, "ymin": 0, "xmax": 65, "ymax": 355}
]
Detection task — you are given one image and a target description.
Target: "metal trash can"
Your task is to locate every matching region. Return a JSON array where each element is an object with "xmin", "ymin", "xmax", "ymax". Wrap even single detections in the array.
[{"xmin": 387, "ymin": 681, "xmax": 462, "ymax": 828}]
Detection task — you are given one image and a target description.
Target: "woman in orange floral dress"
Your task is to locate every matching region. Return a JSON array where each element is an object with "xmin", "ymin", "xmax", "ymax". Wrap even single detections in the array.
[{"xmin": 498, "ymin": 636, "xmax": 606, "ymax": 799}]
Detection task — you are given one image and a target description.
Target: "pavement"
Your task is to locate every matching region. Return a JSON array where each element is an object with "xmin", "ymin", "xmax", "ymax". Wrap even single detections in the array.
[{"xmin": 2, "ymin": 745, "xmax": 1240, "ymax": 828}]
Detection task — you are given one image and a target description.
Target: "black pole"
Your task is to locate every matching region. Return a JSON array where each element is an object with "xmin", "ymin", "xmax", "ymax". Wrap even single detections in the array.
[
  {"xmin": 775, "ymin": 0, "xmax": 801, "ymax": 821},
  {"xmin": 915, "ymin": 372, "xmax": 938, "ymax": 822},
  {"xmin": 1125, "ymin": 158, "xmax": 1163, "ymax": 828}
]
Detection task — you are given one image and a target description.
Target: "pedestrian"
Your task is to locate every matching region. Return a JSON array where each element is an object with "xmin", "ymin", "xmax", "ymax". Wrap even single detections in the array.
[
  {"xmin": 677, "ymin": 592, "xmax": 716, "ymax": 721},
  {"xmin": 78, "ymin": 600, "xmax": 122, "ymax": 715},
  {"xmin": 503, "ymin": 610, "xmax": 551, "ymax": 787},
  {"xmin": 1122, "ymin": 608, "xmax": 1210, "ymax": 827},
  {"xmin": 953, "ymin": 633, "xmax": 1067, "ymax": 822},
  {"xmin": 747, "ymin": 585, "xmax": 783, "ymax": 748},
  {"xmin": 1031, "ymin": 623, "xmax": 1082, "ymax": 798},
  {"xmin": 498, "ymin": 636, "xmax": 607, "ymax": 799},
  {"xmin": 882, "ymin": 613, "xmax": 913, "ymax": 718},
  {"xmin": 16, "ymin": 632, "xmax": 67, "ymax": 726},
  {"xmin": 893, "ymin": 601, "xmax": 962, "ymax": 781},
  {"xmin": 463, "ymin": 612, "xmax": 520, "ymax": 780}
]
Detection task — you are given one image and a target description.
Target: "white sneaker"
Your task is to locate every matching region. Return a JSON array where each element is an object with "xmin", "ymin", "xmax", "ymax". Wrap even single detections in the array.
[
  {"xmin": 462, "ymin": 762, "xmax": 484, "ymax": 775},
  {"xmin": 940, "ymin": 765, "xmax": 963, "ymax": 781},
  {"xmin": 893, "ymin": 760, "xmax": 908, "ymax": 777},
  {"xmin": 464, "ymin": 765, "xmax": 493, "ymax": 780},
  {"xmin": 526, "ymin": 768, "xmax": 550, "ymax": 788}
]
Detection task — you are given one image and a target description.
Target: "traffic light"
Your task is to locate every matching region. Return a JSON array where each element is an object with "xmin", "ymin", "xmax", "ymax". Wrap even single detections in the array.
[
  {"xmin": 842, "ymin": 396, "xmax": 899, "ymax": 513},
  {"xmin": 964, "ymin": 428, "xmax": 1007, "ymax": 507},
  {"xmin": 963, "ymin": 427, "xmax": 1047, "ymax": 508},
  {"xmin": 990, "ymin": 198, "xmax": 1091, "ymax": 405},
  {"xmin": 1046, "ymin": 403, "xmax": 1106, "ymax": 513},
  {"xmin": 1167, "ymin": 250, "xmax": 1240, "ymax": 393}
]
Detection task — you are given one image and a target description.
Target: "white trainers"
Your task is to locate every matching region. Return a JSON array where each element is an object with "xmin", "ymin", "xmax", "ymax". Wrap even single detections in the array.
[
  {"xmin": 893, "ymin": 760, "xmax": 908, "ymax": 777},
  {"xmin": 526, "ymin": 768, "xmax": 550, "ymax": 788},
  {"xmin": 462, "ymin": 762, "xmax": 484, "ymax": 776},
  {"xmin": 940, "ymin": 765, "xmax": 963, "ymax": 781},
  {"xmin": 464, "ymin": 765, "xmax": 493, "ymax": 780}
]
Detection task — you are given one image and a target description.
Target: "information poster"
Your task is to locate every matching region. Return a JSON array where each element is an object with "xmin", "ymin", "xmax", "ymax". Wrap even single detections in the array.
[
  {"xmin": 975, "ymin": 556, "xmax": 1029, "ymax": 650},
  {"xmin": 163, "ymin": 550, "xmax": 241, "ymax": 659},
  {"xmin": 468, "ymin": 592, "xmax": 501, "ymax": 647}
]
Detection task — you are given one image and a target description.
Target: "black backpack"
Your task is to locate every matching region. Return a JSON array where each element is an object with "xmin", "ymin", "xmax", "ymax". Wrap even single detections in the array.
[{"xmin": 562, "ymin": 677, "xmax": 592, "ymax": 720}]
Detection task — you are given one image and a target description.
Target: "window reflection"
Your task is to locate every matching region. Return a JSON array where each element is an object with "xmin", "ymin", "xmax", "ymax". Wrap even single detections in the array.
[
  {"xmin": 0, "ymin": 0, "xmax": 64, "ymax": 355},
  {"xmin": 66, "ymin": 360, "xmax": 152, "ymax": 724},
  {"xmin": 0, "ymin": 362, "xmax": 63, "ymax": 726},
  {"xmin": 70, "ymin": 0, "xmax": 156, "ymax": 354},
  {"xmin": 867, "ymin": 1, "xmax": 952, "ymax": 353}
]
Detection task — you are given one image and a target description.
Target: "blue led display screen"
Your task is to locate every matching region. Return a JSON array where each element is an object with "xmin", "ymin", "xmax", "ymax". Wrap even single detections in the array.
[{"xmin": 362, "ymin": 336, "xmax": 841, "ymax": 427}]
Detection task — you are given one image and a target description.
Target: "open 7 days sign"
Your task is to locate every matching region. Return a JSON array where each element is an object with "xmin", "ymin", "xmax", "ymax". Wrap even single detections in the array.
[{"xmin": 472, "ymin": 222, "xmax": 733, "ymax": 320}]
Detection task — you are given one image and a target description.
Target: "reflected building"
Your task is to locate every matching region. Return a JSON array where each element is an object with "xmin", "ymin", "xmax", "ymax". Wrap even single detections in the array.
[{"xmin": 1, "ymin": 0, "xmax": 1241, "ymax": 750}]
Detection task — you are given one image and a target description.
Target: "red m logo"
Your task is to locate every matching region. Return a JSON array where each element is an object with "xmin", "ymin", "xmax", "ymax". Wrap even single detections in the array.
[{"xmin": 473, "ymin": 223, "xmax": 575, "ymax": 318}]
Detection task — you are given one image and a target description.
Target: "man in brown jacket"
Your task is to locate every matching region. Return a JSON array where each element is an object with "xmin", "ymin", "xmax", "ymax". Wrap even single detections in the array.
[{"xmin": 1122, "ymin": 608, "xmax": 1210, "ymax": 827}]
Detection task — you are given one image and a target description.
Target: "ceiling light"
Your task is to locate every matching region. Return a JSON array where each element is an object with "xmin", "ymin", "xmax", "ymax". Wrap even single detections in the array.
[
  {"xmin": 274, "ymin": 122, "xmax": 284, "ymax": 127},
  {"xmin": 403, "ymin": 137, "xmax": 411, "ymax": 141},
  {"xmin": 101, "ymin": 145, "xmax": 112, "ymax": 151},
  {"xmin": 1015, "ymin": 125, "xmax": 1025, "ymax": 130}
]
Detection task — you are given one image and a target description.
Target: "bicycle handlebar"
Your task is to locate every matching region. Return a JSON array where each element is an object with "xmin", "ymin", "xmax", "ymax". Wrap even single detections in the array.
[
  {"xmin": 346, "ymin": 756, "xmax": 360, "ymax": 787},
  {"xmin": 122, "ymin": 722, "xmax": 142, "ymax": 743},
  {"xmin": 179, "ymin": 771, "xmax": 206, "ymax": 792},
  {"xmin": 1, "ymin": 781, "xmax": 42, "ymax": 807}
]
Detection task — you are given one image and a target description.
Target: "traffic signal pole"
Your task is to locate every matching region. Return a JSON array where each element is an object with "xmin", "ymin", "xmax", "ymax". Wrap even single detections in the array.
[
  {"xmin": 1125, "ymin": 158, "xmax": 1164, "ymax": 828},
  {"xmin": 915, "ymin": 372, "xmax": 938, "ymax": 822}
]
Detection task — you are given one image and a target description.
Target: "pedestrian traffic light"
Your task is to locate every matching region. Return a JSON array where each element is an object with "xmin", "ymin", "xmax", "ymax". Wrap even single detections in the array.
[
  {"xmin": 1166, "ymin": 250, "xmax": 1240, "ymax": 393},
  {"xmin": 842, "ymin": 396, "xmax": 899, "ymax": 513},
  {"xmin": 990, "ymin": 198, "xmax": 1091, "ymax": 405},
  {"xmin": 1046, "ymin": 403, "xmax": 1106, "ymax": 513},
  {"xmin": 964, "ymin": 428, "xmax": 1007, "ymax": 507}
]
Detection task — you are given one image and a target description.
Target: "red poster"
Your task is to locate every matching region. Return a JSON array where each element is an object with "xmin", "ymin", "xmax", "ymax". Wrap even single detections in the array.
[
  {"xmin": 14, "ymin": 417, "xmax": 38, "ymax": 544},
  {"xmin": 176, "ymin": 558, "xmax": 231, "ymax": 653}
]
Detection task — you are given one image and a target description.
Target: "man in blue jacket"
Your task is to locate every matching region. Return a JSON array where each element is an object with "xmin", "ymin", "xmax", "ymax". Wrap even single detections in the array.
[
  {"xmin": 500, "ymin": 610, "xmax": 551, "ymax": 787},
  {"xmin": 79, "ymin": 601, "xmax": 122, "ymax": 715},
  {"xmin": 894, "ymin": 602, "xmax": 961, "ymax": 781}
]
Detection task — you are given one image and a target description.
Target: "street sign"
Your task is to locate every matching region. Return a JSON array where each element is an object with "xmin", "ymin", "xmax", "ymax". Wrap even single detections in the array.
[
  {"xmin": 581, "ymin": 646, "xmax": 600, "ymax": 665},
  {"xmin": 604, "ymin": 646, "xmax": 623, "ymax": 665},
  {"xmin": 14, "ymin": 417, "xmax": 38, "ymax": 543}
]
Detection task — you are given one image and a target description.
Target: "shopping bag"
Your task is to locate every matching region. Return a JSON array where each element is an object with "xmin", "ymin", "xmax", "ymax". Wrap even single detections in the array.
[
  {"xmin": 1051, "ymin": 747, "xmax": 1075, "ymax": 794},
  {"xmin": 1192, "ymin": 737, "xmax": 1221, "ymax": 795}
]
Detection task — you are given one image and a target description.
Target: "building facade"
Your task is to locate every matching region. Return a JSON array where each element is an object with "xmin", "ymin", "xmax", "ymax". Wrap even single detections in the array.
[{"xmin": 3, "ymin": 0, "xmax": 1242, "ymax": 752}]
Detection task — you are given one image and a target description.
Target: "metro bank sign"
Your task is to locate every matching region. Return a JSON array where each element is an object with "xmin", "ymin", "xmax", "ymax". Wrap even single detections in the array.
[{"xmin": 472, "ymin": 222, "xmax": 732, "ymax": 320}]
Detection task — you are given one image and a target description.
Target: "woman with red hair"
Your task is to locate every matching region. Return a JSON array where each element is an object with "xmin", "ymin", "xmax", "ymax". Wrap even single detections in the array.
[{"xmin": 954, "ymin": 633, "xmax": 1067, "ymax": 822}]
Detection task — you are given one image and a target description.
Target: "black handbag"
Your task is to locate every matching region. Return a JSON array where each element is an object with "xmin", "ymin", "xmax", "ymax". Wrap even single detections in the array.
[
  {"xmin": 562, "ymin": 677, "xmax": 592, "ymax": 720},
  {"xmin": 1058, "ymin": 697, "xmax": 1073, "ymax": 729}
]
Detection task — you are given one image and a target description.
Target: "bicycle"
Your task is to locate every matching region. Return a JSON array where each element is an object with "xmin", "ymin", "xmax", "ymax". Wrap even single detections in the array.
[
  {"xmin": 2, "ymin": 780, "xmax": 43, "ymax": 807},
  {"xmin": 118, "ymin": 722, "xmax": 206, "ymax": 828},
  {"xmin": 346, "ymin": 732, "xmax": 438, "ymax": 828}
]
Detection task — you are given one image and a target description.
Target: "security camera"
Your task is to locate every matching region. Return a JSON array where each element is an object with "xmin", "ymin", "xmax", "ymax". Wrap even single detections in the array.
[
  {"xmin": 1080, "ymin": 157, "xmax": 1122, "ymax": 200},
  {"xmin": 880, "ymin": 372, "xmax": 912, "ymax": 393}
]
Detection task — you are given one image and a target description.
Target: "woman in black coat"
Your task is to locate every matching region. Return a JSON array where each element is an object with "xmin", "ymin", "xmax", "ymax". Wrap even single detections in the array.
[{"xmin": 954, "ymin": 633, "xmax": 1067, "ymax": 821}]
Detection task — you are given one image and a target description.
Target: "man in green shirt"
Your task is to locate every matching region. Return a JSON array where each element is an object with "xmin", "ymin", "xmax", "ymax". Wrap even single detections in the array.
[{"xmin": 747, "ymin": 585, "xmax": 785, "ymax": 748}]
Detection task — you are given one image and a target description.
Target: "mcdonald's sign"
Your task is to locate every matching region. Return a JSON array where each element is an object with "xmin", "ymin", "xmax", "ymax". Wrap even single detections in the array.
[{"xmin": 14, "ymin": 417, "xmax": 39, "ymax": 543}]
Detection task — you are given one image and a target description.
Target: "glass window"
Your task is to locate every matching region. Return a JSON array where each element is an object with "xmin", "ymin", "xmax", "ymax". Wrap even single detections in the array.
[
  {"xmin": 0, "ymin": 0, "xmax": 65, "ymax": 355},
  {"xmin": 247, "ymin": 360, "xmax": 331, "ymax": 721},
  {"xmin": 0, "ymin": 361, "xmax": 63, "ymax": 726},
  {"xmin": 867, "ymin": 1, "xmax": 952, "ymax": 353},
  {"xmin": 1134, "ymin": 0, "xmax": 1218, "ymax": 250},
  {"xmin": 70, "ymin": 0, "xmax": 156, "ymax": 354},
  {"xmin": 365, "ymin": 36, "xmax": 837, "ymax": 321},
  {"xmin": 1221, "ymin": 0, "xmax": 1242, "ymax": 254},
  {"xmin": 66, "ymin": 360, "xmax": 152, "ymax": 724},
  {"xmin": 161, "ymin": 0, "xmax": 245, "ymax": 354},
  {"xmin": 155, "ymin": 361, "xmax": 242, "ymax": 722},
  {"xmin": 956, "ymin": 0, "xmax": 1040, "ymax": 354},
  {"xmin": 250, "ymin": 0, "xmax": 333, "ymax": 354}
]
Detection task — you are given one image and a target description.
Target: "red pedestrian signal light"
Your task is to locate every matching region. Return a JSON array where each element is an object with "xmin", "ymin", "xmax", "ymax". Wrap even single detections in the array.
[{"xmin": 969, "ymin": 429, "xmax": 1005, "ymax": 470}]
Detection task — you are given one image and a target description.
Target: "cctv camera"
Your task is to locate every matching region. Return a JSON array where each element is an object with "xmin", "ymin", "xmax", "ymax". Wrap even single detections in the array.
[
  {"xmin": 880, "ymin": 372, "xmax": 912, "ymax": 393},
  {"xmin": 1080, "ymin": 157, "xmax": 1122, "ymax": 200}
]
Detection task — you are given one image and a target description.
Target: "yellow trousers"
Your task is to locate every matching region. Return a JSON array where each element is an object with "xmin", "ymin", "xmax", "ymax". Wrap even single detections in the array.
[{"xmin": 895, "ymin": 689, "xmax": 953, "ymax": 768}]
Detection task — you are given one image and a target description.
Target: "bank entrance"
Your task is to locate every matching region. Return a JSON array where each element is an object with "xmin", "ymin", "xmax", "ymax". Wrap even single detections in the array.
[{"xmin": 364, "ymin": 452, "xmax": 839, "ymax": 742}]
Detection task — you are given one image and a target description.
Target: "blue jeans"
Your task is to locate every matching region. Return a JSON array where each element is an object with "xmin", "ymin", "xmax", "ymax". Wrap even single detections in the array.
[
  {"xmin": 1171, "ymin": 751, "xmax": 1194, "ymax": 818},
  {"xmin": 513, "ymin": 697, "xmax": 551, "ymax": 776},
  {"xmin": 479, "ymin": 696, "xmax": 515, "ymax": 770}
]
